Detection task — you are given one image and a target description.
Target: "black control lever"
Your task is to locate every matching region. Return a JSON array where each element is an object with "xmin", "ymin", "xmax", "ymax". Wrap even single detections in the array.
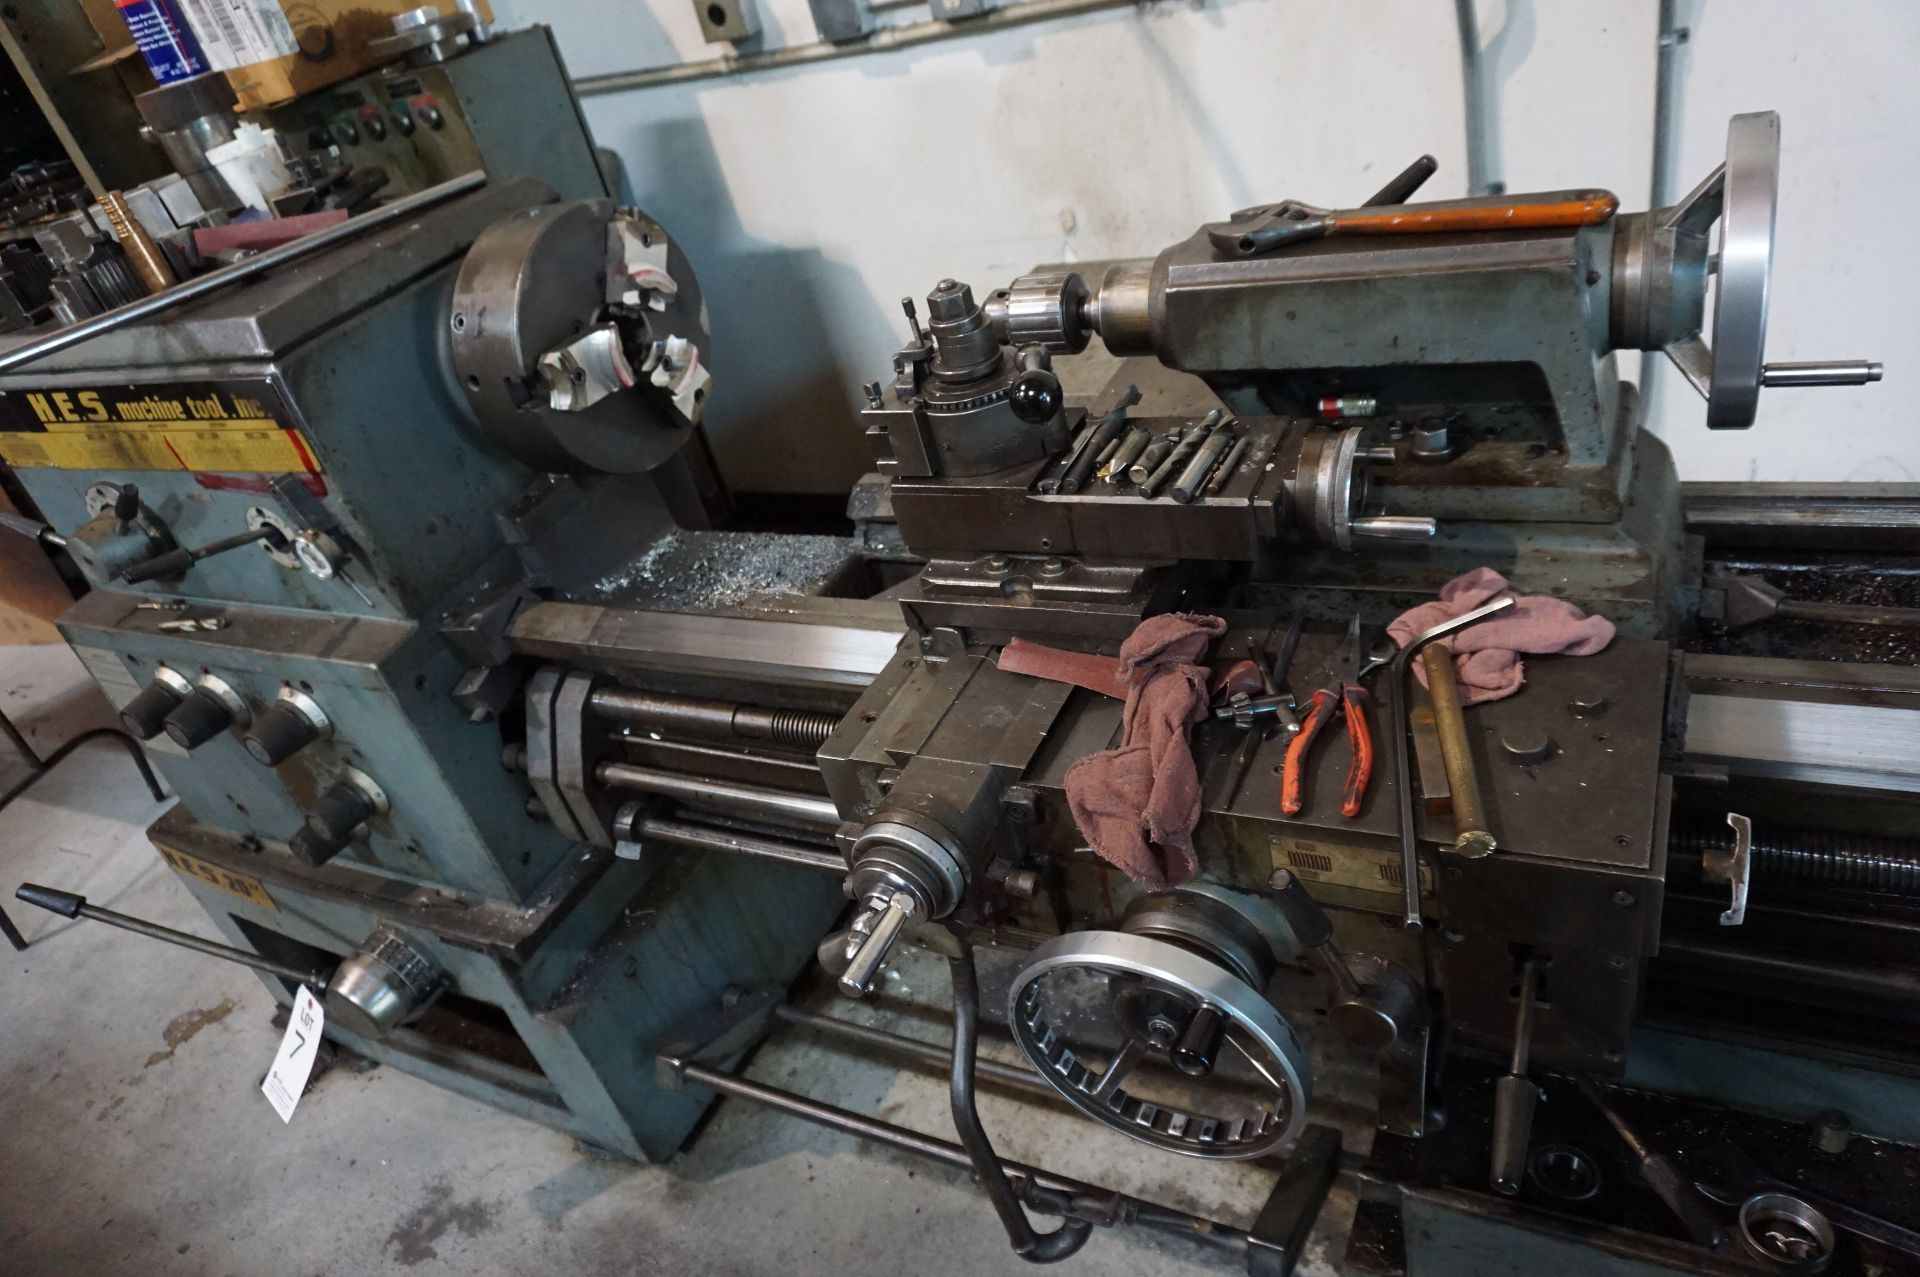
[
  {"xmin": 1008, "ymin": 345, "xmax": 1064, "ymax": 426},
  {"xmin": 1580, "ymin": 1076, "xmax": 1730, "ymax": 1252},
  {"xmin": 15, "ymin": 884, "xmax": 330, "ymax": 989},
  {"xmin": 112, "ymin": 482, "xmax": 141, "ymax": 532},
  {"xmin": 1267, "ymin": 866, "xmax": 1334, "ymax": 949},
  {"xmin": 1489, "ymin": 958, "xmax": 1541, "ymax": 1194},
  {"xmin": 1363, "ymin": 154, "xmax": 1440, "ymax": 206},
  {"xmin": 122, "ymin": 525, "xmax": 289, "ymax": 584}
]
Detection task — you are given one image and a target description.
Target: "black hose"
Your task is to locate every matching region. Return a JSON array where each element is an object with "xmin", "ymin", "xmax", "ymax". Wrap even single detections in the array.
[{"xmin": 948, "ymin": 948, "xmax": 1093, "ymax": 1264}]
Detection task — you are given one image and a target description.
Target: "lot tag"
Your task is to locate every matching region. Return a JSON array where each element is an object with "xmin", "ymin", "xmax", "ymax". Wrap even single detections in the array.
[{"xmin": 261, "ymin": 985, "xmax": 324, "ymax": 1123}]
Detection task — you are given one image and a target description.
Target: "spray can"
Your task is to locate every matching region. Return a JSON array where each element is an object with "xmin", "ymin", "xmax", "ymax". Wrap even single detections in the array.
[{"xmin": 114, "ymin": 0, "xmax": 214, "ymax": 85}]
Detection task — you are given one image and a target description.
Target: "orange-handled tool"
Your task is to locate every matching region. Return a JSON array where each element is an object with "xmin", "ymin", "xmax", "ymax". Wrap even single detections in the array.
[
  {"xmin": 1281, "ymin": 689, "xmax": 1339, "ymax": 816},
  {"xmin": 1208, "ymin": 187, "xmax": 1619, "ymax": 257},
  {"xmin": 1278, "ymin": 617, "xmax": 1379, "ymax": 819},
  {"xmin": 1336, "ymin": 685, "xmax": 1374, "ymax": 818}
]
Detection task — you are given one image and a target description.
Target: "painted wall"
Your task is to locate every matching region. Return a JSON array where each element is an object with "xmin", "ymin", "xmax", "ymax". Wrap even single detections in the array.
[{"xmin": 492, "ymin": 0, "xmax": 1915, "ymax": 493}]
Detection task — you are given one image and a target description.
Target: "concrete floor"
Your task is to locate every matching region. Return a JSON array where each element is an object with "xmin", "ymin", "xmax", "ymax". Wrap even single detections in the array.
[{"xmin": 0, "ymin": 643, "xmax": 1350, "ymax": 1277}]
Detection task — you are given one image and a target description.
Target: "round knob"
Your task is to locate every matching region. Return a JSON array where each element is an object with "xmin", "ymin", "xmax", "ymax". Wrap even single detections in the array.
[
  {"xmin": 289, "ymin": 779, "xmax": 378, "ymax": 865},
  {"xmin": 162, "ymin": 687, "xmax": 236, "ymax": 749},
  {"xmin": 120, "ymin": 679, "xmax": 185, "ymax": 740},
  {"xmin": 244, "ymin": 702, "xmax": 320, "ymax": 766},
  {"xmin": 1501, "ymin": 731, "xmax": 1555, "ymax": 767},
  {"xmin": 1009, "ymin": 368, "xmax": 1064, "ymax": 424}
]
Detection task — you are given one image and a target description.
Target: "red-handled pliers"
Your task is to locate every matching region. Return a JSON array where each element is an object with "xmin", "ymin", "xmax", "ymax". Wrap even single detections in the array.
[{"xmin": 1281, "ymin": 616, "xmax": 1377, "ymax": 818}]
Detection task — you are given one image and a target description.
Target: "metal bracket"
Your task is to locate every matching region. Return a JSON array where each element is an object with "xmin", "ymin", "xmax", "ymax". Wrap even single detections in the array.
[
  {"xmin": 807, "ymin": 0, "xmax": 874, "ymax": 42},
  {"xmin": 1245, "ymin": 1124, "xmax": 1344, "ymax": 1277},
  {"xmin": 554, "ymin": 669, "xmax": 614, "ymax": 847},
  {"xmin": 1377, "ymin": 1014, "xmax": 1434, "ymax": 1139},
  {"xmin": 1703, "ymin": 812, "xmax": 1753, "ymax": 926},
  {"xmin": 694, "ymin": 0, "xmax": 761, "ymax": 42},
  {"xmin": 523, "ymin": 666, "xmax": 585, "ymax": 842},
  {"xmin": 929, "ymin": 0, "xmax": 997, "ymax": 17}
]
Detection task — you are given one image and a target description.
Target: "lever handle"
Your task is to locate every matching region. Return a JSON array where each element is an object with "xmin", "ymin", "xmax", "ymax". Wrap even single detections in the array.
[
  {"xmin": 1267, "ymin": 867, "xmax": 1333, "ymax": 950},
  {"xmin": 1760, "ymin": 360, "xmax": 1884, "ymax": 387},
  {"xmin": 1489, "ymin": 958, "xmax": 1541, "ymax": 1195},
  {"xmin": 121, "ymin": 547, "xmax": 195, "ymax": 584},
  {"xmin": 122, "ymin": 525, "xmax": 287, "ymax": 584},
  {"xmin": 16, "ymin": 883, "xmax": 85, "ymax": 918},
  {"xmin": 1171, "ymin": 1005, "xmax": 1227, "ymax": 1078},
  {"xmin": 0, "ymin": 511, "xmax": 65, "ymax": 548},
  {"xmin": 17, "ymin": 882, "xmax": 329, "ymax": 988},
  {"xmin": 1009, "ymin": 347, "xmax": 1064, "ymax": 425},
  {"xmin": 1363, "ymin": 154, "xmax": 1439, "ymax": 206},
  {"xmin": 1351, "ymin": 516, "xmax": 1438, "ymax": 541},
  {"xmin": 839, "ymin": 891, "xmax": 914, "ymax": 998}
]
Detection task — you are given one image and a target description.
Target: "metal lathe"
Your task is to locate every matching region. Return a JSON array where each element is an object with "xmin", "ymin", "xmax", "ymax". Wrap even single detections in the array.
[{"xmin": 3, "ymin": 16, "xmax": 1918, "ymax": 1276}]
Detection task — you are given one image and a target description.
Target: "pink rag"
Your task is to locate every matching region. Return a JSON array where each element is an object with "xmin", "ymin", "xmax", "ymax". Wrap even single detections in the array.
[
  {"xmin": 1058, "ymin": 613, "xmax": 1226, "ymax": 889},
  {"xmin": 1388, "ymin": 567, "xmax": 1616, "ymax": 704}
]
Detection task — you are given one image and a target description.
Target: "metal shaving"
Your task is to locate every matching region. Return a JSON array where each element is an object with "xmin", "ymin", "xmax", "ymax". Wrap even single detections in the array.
[{"xmin": 584, "ymin": 530, "xmax": 858, "ymax": 610}]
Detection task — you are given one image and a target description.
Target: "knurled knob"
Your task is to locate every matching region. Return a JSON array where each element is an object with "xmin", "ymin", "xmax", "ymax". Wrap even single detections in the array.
[
  {"xmin": 162, "ymin": 687, "xmax": 235, "ymax": 749},
  {"xmin": 120, "ymin": 680, "xmax": 185, "ymax": 740},
  {"xmin": 999, "ymin": 272, "xmax": 1091, "ymax": 353},
  {"xmin": 289, "ymin": 780, "xmax": 377, "ymax": 865},
  {"xmin": 244, "ymin": 702, "xmax": 319, "ymax": 766}
]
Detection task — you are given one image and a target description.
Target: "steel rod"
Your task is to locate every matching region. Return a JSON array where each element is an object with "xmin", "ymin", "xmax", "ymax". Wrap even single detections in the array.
[
  {"xmin": 606, "ymin": 735, "xmax": 823, "ymax": 782},
  {"xmin": 597, "ymin": 761, "xmax": 841, "ymax": 830},
  {"xmin": 1452, "ymin": 0, "xmax": 1500, "ymax": 196},
  {"xmin": 638, "ymin": 816, "xmax": 845, "ymax": 874},
  {"xmin": 774, "ymin": 1004, "xmax": 1055, "ymax": 1097},
  {"xmin": 0, "ymin": 172, "xmax": 487, "ymax": 374},
  {"xmin": 1761, "ymin": 361, "xmax": 1884, "ymax": 387},
  {"xmin": 574, "ymin": 0, "xmax": 1147, "ymax": 96},
  {"xmin": 590, "ymin": 686, "xmax": 840, "ymax": 748},
  {"xmin": 1657, "ymin": 937, "xmax": 1920, "ymax": 1004},
  {"xmin": 14, "ymin": 885, "xmax": 327, "ymax": 988},
  {"xmin": 1776, "ymin": 598, "xmax": 1920, "ymax": 630},
  {"xmin": 781, "ymin": 998, "xmax": 1276, "ymax": 1104},
  {"xmin": 674, "ymin": 1060, "xmax": 1249, "ymax": 1253}
]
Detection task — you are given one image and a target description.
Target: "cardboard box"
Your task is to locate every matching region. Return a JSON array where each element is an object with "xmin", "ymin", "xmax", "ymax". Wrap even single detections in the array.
[
  {"xmin": 0, "ymin": 489, "xmax": 73, "ymax": 646},
  {"xmin": 177, "ymin": 1, "xmax": 495, "ymax": 111}
]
